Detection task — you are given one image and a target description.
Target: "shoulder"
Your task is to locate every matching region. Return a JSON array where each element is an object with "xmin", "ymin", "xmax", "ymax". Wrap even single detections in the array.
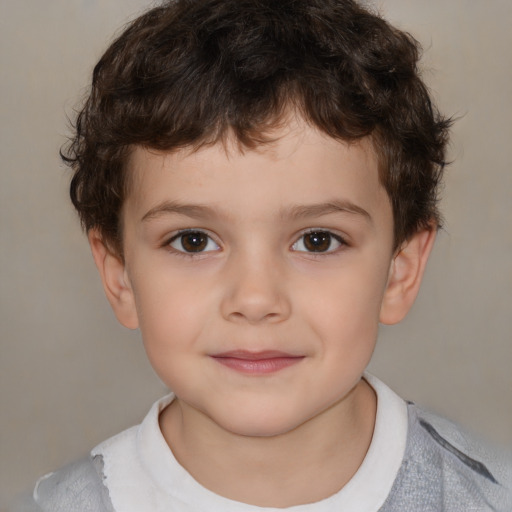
[
  {"xmin": 30, "ymin": 397, "xmax": 173, "ymax": 512},
  {"xmin": 382, "ymin": 403, "xmax": 512, "ymax": 511},
  {"xmin": 33, "ymin": 455, "xmax": 115, "ymax": 512}
]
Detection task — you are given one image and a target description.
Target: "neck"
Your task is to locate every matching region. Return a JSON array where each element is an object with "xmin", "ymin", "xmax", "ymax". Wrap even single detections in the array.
[{"xmin": 159, "ymin": 378, "xmax": 377, "ymax": 507}]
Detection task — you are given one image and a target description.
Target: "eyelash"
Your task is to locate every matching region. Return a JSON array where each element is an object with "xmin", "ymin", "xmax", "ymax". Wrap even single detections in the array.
[
  {"xmin": 164, "ymin": 229, "xmax": 348, "ymax": 257},
  {"xmin": 166, "ymin": 229, "xmax": 220, "ymax": 257},
  {"xmin": 291, "ymin": 229, "xmax": 348, "ymax": 255}
]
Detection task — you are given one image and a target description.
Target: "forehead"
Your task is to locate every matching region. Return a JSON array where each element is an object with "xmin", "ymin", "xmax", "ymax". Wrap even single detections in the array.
[{"xmin": 124, "ymin": 122, "xmax": 390, "ymax": 226}]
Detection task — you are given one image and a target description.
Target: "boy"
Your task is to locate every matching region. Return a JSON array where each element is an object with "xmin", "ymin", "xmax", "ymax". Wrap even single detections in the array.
[{"xmin": 30, "ymin": 0, "xmax": 511, "ymax": 510}]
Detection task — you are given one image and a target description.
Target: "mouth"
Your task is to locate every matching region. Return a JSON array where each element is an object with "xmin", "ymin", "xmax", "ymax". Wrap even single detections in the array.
[{"xmin": 210, "ymin": 350, "xmax": 304, "ymax": 375}]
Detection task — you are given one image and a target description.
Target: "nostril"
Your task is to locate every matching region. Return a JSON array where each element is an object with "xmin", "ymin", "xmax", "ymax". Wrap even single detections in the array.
[
  {"xmin": 226, "ymin": 307, "xmax": 289, "ymax": 325},
  {"xmin": 228, "ymin": 311, "xmax": 245, "ymax": 321}
]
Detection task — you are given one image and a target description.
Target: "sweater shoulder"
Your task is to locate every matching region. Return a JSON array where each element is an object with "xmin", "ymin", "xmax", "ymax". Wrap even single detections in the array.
[
  {"xmin": 33, "ymin": 455, "xmax": 115, "ymax": 512},
  {"xmin": 381, "ymin": 403, "xmax": 512, "ymax": 511}
]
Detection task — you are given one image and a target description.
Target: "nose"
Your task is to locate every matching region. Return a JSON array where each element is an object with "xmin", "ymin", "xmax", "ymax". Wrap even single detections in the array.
[{"xmin": 220, "ymin": 251, "xmax": 291, "ymax": 325}]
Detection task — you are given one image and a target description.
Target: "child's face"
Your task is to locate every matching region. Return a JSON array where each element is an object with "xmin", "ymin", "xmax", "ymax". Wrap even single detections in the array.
[{"xmin": 109, "ymin": 121, "xmax": 399, "ymax": 436}]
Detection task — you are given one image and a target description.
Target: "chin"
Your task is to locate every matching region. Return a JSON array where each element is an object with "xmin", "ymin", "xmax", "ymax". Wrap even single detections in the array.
[{"xmin": 215, "ymin": 406, "xmax": 306, "ymax": 438}]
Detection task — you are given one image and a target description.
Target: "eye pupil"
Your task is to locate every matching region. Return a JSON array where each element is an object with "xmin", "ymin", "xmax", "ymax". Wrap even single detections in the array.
[
  {"xmin": 304, "ymin": 232, "xmax": 331, "ymax": 252},
  {"xmin": 182, "ymin": 232, "xmax": 207, "ymax": 252}
]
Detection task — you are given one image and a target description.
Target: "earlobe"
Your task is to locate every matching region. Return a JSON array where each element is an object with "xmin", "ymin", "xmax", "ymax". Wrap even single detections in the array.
[
  {"xmin": 88, "ymin": 230, "xmax": 139, "ymax": 330},
  {"xmin": 379, "ymin": 228, "xmax": 436, "ymax": 325}
]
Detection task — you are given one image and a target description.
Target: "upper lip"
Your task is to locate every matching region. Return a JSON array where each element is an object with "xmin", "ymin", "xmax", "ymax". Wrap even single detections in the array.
[{"xmin": 211, "ymin": 350, "xmax": 302, "ymax": 360}]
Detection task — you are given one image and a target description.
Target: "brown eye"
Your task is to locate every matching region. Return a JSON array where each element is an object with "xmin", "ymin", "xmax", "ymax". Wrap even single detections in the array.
[
  {"xmin": 304, "ymin": 232, "xmax": 331, "ymax": 252},
  {"xmin": 169, "ymin": 231, "xmax": 219, "ymax": 253},
  {"xmin": 292, "ymin": 231, "xmax": 343, "ymax": 253}
]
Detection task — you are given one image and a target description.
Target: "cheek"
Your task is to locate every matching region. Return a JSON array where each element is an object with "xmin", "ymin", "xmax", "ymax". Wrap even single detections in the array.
[
  {"xmin": 300, "ymin": 257, "xmax": 390, "ymax": 344},
  {"xmin": 306, "ymin": 256, "xmax": 389, "ymax": 313},
  {"xmin": 132, "ymin": 273, "xmax": 211, "ymax": 352},
  {"xmin": 134, "ymin": 280, "xmax": 208, "ymax": 391}
]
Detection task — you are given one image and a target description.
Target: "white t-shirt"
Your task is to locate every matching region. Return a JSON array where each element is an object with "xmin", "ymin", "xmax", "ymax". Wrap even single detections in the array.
[{"xmin": 88, "ymin": 374, "xmax": 406, "ymax": 512}]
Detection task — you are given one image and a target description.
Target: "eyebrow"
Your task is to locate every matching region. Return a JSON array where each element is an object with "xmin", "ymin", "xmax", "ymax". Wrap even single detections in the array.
[
  {"xmin": 141, "ymin": 199, "xmax": 372, "ymax": 224},
  {"xmin": 283, "ymin": 200, "xmax": 372, "ymax": 224},
  {"xmin": 141, "ymin": 201, "xmax": 217, "ymax": 222}
]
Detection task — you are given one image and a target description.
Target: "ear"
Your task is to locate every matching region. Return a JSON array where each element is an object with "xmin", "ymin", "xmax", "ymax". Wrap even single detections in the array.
[
  {"xmin": 379, "ymin": 228, "xmax": 436, "ymax": 325},
  {"xmin": 88, "ymin": 229, "xmax": 139, "ymax": 330}
]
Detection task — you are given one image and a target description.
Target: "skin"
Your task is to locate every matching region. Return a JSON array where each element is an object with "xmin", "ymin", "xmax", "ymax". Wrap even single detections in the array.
[{"xmin": 90, "ymin": 119, "xmax": 435, "ymax": 507}]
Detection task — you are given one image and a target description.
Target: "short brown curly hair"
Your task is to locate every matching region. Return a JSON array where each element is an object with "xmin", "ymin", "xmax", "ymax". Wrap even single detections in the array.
[{"xmin": 64, "ymin": 0, "xmax": 451, "ymax": 255}]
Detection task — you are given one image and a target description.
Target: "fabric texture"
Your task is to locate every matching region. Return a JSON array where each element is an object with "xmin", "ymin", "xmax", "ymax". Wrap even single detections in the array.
[
  {"xmin": 380, "ymin": 405, "xmax": 512, "ymax": 511},
  {"xmin": 31, "ymin": 456, "xmax": 115, "ymax": 512},
  {"xmin": 31, "ymin": 376, "xmax": 512, "ymax": 511}
]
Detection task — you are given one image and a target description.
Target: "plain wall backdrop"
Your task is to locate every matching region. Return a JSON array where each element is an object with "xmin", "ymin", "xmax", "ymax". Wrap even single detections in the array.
[{"xmin": 1, "ymin": 0, "xmax": 511, "ymax": 507}]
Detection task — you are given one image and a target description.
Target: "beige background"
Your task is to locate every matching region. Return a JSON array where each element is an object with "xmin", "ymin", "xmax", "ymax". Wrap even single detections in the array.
[{"xmin": 1, "ymin": 0, "xmax": 511, "ymax": 507}]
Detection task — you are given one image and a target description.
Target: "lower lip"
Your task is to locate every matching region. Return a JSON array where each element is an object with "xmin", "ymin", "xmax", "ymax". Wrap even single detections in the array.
[{"xmin": 212, "ymin": 356, "xmax": 304, "ymax": 375}]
